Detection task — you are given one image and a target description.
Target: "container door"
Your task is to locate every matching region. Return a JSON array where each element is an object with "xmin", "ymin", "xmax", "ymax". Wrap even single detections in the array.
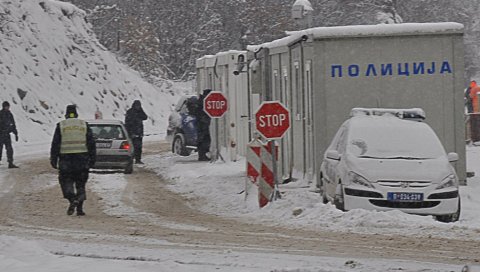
[
  {"xmin": 304, "ymin": 60, "xmax": 315, "ymax": 180},
  {"xmin": 291, "ymin": 56, "xmax": 305, "ymax": 176},
  {"xmin": 281, "ymin": 66, "xmax": 292, "ymax": 180}
]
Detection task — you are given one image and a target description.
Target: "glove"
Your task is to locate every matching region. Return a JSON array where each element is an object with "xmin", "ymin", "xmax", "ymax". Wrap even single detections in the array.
[
  {"xmin": 50, "ymin": 159, "xmax": 57, "ymax": 169},
  {"xmin": 15, "ymin": 134, "xmax": 18, "ymax": 142}
]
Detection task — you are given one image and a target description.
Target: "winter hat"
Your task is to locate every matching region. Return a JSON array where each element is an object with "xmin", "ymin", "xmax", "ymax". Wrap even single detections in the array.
[
  {"xmin": 2, "ymin": 101, "xmax": 10, "ymax": 108},
  {"xmin": 202, "ymin": 89, "xmax": 212, "ymax": 96},
  {"xmin": 65, "ymin": 104, "xmax": 78, "ymax": 118},
  {"xmin": 132, "ymin": 100, "xmax": 141, "ymax": 108}
]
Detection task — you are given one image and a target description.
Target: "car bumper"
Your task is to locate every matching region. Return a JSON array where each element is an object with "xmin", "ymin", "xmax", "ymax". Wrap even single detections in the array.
[
  {"xmin": 343, "ymin": 186, "xmax": 459, "ymax": 215},
  {"xmin": 93, "ymin": 155, "xmax": 132, "ymax": 169}
]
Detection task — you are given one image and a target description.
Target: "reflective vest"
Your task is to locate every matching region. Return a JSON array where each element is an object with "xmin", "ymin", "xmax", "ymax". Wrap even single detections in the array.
[{"xmin": 59, "ymin": 118, "xmax": 88, "ymax": 154}]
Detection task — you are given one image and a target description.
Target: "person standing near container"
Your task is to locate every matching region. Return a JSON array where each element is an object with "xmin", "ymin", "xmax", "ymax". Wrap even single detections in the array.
[
  {"xmin": 470, "ymin": 81, "xmax": 480, "ymax": 113},
  {"xmin": 195, "ymin": 89, "xmax": 212, "ymax": 161}
]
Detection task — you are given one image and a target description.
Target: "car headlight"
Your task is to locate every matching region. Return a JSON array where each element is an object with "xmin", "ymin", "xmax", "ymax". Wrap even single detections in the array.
[
  {"xmin": 436, "ymin": 174, "xmax": 458, "ymax": 190},
  {"xmin": 348, "ymin": 171, "xmax": 374, "ymax": 188}
]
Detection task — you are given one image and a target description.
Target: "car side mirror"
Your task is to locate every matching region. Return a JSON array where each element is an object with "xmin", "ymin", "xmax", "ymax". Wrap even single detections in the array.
[
  {"xmin": 447, "ymin": 152, "xmax": 459, "ymax": 162},
  {"xmin": 326, "ymin": 150, "xmax": 341, "ymax": 161}
]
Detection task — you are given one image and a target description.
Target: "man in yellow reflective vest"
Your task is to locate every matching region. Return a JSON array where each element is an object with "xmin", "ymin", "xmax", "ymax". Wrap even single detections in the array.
[{"xmin": 50, "ymin": 105, "xmax": 96, "ymax": 216}]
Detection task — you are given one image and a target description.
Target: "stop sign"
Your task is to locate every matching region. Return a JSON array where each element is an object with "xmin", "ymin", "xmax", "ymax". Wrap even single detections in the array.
[
  {"xmin": 203, "ymin": 91, "xmax": 228, "ymax": 118},
  {"xmin": 255, "ymin": 101, "xmax": 290, "ymax": 139}
]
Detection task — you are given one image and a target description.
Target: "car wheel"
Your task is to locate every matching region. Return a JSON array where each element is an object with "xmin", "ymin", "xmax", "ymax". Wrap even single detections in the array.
[
  {"xmin": 333, "ymin": 182, "xmax": 345, "ymax": 211},
  {"xmin": 173, "ymin": 134, "xmax": 191, "ymax": 156},
  {"xmin": 124, "ymin": 159, "xmax": 134, "ymax": 174},
  {"xmin": 436, "ymin": 198, "xmax": 461, "ymax": 223}
]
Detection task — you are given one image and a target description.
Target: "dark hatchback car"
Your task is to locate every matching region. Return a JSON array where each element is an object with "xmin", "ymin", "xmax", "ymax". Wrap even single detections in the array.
[
  {"xmin": 87, "ymin": 119, "xmax": 134, "ymax": 174},
  {"xmin": 166, "ymin": 95, "xmax": 198, "ymax": 156}
]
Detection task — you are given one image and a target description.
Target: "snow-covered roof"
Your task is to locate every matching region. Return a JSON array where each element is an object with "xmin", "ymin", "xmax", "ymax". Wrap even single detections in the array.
[
  {"xmin": 197, "ymin": 50, "xmax": 246, "ymax": 61},
  {"xmin": 287, "ymin": 22, "xmax": 463, "ymax": 38},
  {"xmin": 293, "ymin": 0, "xmax": 313, "ymax": 11},
  {"xmin": 248, "ymin": 22, "xmax": 464, "ymax": 51}
]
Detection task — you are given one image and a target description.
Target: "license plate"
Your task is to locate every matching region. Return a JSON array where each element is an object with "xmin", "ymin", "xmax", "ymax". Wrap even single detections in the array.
[
  {"xmin": 96, "ymin": 142, "xmax": 112, "ymax": 148},
  {"xmin": 387, "ymin": 192, "xmax": 423, "ymax": 202}
]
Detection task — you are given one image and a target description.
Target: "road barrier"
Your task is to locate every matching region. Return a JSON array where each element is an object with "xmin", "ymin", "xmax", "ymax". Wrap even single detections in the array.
[{"xmin": 246, "ymin": 139, "xmax": 278, "ymax": 208}]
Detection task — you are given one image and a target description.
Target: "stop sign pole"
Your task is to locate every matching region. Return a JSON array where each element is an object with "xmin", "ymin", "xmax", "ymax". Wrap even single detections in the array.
[
  {"xmin": 255, "ymin": 101, "xmax": 291, "ymax": 201},
  {"xmin": 203, "ymin": 91, "xmax": 228, "ymax": 162}
]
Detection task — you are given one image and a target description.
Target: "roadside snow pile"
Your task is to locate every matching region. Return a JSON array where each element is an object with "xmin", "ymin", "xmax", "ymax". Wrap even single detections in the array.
[
  {"xmin": 0, "ymin": 0, "xmax": 186, "ymax": 144},
  {"xmin": 145, "ymin": 145, "xmax": 480, "ymax": 241}
]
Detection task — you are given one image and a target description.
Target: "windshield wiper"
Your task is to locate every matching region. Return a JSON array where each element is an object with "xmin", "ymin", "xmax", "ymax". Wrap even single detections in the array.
[
  {"xmin": 381, "ymin": 156, "xmax": 430, "ymax": 160},
  {"xmin": 358, "ymin": 155, "xmax": 430, "ymax": 160},
  {"xmin": 358, "ymin": 155, "xmax": 384, "ymax": 159}
]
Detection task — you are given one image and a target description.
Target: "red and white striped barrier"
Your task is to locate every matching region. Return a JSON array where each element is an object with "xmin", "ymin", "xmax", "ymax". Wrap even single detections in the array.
[
  {"xmin": 246, "ymin": 140, "xmax": 278, "ymax": 208},
  {"xmin": 246, "ymin": 139, "xmax": 262, "ymax": 184}
]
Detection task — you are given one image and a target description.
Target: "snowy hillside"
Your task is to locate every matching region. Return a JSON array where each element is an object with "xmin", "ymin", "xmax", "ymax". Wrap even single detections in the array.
[{"xmin": 0, "ymin": 0, "xmax": 189, "ymax": 144}]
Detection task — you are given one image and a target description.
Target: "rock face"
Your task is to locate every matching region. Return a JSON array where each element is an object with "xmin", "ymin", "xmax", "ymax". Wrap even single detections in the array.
[{"xmin": 0, "ymin": 0, "xmax": 183, "ymax": 143}]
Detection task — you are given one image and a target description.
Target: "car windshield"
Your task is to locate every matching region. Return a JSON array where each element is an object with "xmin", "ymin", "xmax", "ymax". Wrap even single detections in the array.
[
  {"xmin": 89, "ymin": 124, "xmax": 126, "ymax": 140},
  {"xmin": 346, "ymin": 117, "xmax": 445, "ymax": 160}
]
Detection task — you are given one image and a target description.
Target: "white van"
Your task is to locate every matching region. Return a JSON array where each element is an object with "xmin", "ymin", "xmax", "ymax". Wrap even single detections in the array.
[{"xmin": 319, "ymin": 108, "xmax": 460, "ymax": 222}]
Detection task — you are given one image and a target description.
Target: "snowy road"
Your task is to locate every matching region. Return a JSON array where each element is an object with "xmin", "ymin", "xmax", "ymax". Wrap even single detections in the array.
[{"xmin": 0, "ymin": 141, "xmax": 479, "ymax": 271}]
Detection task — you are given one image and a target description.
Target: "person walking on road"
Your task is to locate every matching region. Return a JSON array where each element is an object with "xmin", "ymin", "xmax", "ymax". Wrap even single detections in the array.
[
  {"xmin": 50, "ymin": 105, "xmax": 96, "ymax": 216},
  {"xmin": 0, "ymin": 101, "xmax": 19, "ymax": 168},
  {"xmin": 196, "ymin": 89, "xmax": 212, "ymax": 161},
  {"xmin": 125, "ymin": 100, "xmax": 148, "ymax": 164}
]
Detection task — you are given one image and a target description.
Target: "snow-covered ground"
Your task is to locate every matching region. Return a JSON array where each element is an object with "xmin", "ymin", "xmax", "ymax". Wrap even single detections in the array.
[
  {"xmin": 0, "ymin": 0, "xmax": 479, "ymax": 271},
  {"xmin": 1, "ymin": 234, "xmax": 474, "ymax": 272},
  {"xmin": 145, "ymin": 145, "xmax": 480, "ymax": 242},
  {"xmin": 1, "ymin": 140, "xmax": 479, "ymax": 271}
]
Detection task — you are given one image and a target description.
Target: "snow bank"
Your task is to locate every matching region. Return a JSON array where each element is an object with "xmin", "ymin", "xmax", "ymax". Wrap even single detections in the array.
[
  {"xmin": 144, "ymin": 145, "xmax": 480, "ymax": 242},
  {"xmin": 0, "ymin": 0, "xmax": 188, "ymax": 144}
]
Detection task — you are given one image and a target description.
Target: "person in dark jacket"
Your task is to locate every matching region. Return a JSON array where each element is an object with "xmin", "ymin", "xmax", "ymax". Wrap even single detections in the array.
[
  {"xmin": 125, "ymin": 100, "xmax": 148, "ymax": 164},
  {"xmin": 196, "ymin": 89, "xmax": 212, "ymax": 161},
  {"xmin": 0, "ymin": 101, "xmax": 19, "ymax": 168},
  {"xmin": 50, "ymin": 105, "xmax": 96, "ymax": 216}
]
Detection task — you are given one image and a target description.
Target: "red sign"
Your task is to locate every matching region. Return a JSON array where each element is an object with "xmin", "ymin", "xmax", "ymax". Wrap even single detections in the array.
[
  {"xmin": 203, "ymin": 91, "xmax": 228, "ymax": 118},
  {"xmin": 255, "ymin": 101, "xmax": 290, "ymax": 139}
]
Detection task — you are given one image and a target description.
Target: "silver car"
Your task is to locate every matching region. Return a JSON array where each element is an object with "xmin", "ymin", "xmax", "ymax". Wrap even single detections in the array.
[
  {"xmin": 319, "ymin": 108, "xmax": 460, "ymax": 222},
  {"xmin": 87, "ymin": 119, "xmax": 134, "ymax": 174}
]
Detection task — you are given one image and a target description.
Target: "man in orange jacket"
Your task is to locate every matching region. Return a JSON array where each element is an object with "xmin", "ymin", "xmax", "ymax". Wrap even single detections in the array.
[{"xmin": 470, "ymin": 81, "xmax": 480, "ymax": 113}]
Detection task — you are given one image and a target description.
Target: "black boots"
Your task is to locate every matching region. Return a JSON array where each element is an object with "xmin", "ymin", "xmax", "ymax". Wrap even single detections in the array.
[
  {"xmin": 67, "ymin": 199, "xmax": 79, "ymax": 215},
  {"xmin": 76, "ymin": 201, "xmax": 85, "ymax": 216},
  {"xmin": 67, "ymin": 200, "xmax": 86, "ymax": 216},
  {"xmin": 8, "ymin": 163, "xmax": 18, "ymax": 168}
]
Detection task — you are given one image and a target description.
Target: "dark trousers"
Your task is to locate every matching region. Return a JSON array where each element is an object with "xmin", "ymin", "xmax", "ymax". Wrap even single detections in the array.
[
  {"xmin": 59, "ymin": 171, "xmax": 88, "ymax": 202},
  {"xmin": 132, "ymin": 137, "xmax": 143, "ymax": 162},
  {"xmin": 197, "ymin": 130, "xmax": 211, "ymax": 159},
  {"xmin": 0, "ymin": 134, "xmax": 13, "ymax": 163}
]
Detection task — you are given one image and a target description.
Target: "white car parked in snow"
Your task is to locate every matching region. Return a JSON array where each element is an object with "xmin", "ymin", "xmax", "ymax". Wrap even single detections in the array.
[{"xmin": 319, "ymin": 108, "xmax": 460, "ymax": 222}]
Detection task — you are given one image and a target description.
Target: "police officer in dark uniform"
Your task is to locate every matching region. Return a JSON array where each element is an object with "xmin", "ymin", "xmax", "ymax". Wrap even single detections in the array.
[
  {"xmin": 50, "ymin": 105, "xmax": 96, "ymax": 216},
  {"xmin": 196, "ymin": 89, "xmax": 212, "ymax": 161},
  {"xmin": 0, "ymin": 101, "xmax": 19, "ymax": 168},
  {"xmin": 125, "ymin": 100, "xmax": 148, "ymax": 164}
]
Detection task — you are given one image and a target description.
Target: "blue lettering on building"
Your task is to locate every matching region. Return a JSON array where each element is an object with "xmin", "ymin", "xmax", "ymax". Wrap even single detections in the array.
[{"xmin": 331, "ymin": 61, "xmax": 453, "ymax": 78}]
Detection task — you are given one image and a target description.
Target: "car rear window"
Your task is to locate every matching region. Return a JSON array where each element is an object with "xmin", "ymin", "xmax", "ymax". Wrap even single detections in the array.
[{"xmin": 89, "ymin": 124, "xmax": 126, "ymax": 140}]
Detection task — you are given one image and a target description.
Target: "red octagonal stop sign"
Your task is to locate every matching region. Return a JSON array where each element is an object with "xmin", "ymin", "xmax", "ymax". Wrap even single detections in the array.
[
  {"xmin": 203, "ymin": 91, "xmax": 228, "ymax": 118},
  {"xmin": 255, "ymin": 101, "xmax": 290, "ymax": 139}
]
